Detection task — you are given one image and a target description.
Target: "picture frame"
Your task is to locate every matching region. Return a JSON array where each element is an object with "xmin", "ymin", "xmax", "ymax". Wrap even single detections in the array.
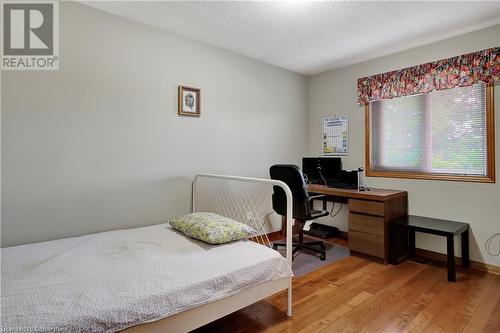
[{"xmin": 178, "ymin": 85, "xmax": 201, "ymax": 117}]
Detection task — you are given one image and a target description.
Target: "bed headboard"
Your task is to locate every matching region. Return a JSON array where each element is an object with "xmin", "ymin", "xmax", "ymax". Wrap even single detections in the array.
[{"xmin": 192, "ymin": 173, "xmax": 293, "ymax": 267}]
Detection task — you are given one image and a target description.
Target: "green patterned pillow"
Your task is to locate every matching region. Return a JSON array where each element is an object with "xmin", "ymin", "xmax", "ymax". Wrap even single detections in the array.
[{"xmin": 169, "ymin": 212, "xmax": 257, "ymax": 244}]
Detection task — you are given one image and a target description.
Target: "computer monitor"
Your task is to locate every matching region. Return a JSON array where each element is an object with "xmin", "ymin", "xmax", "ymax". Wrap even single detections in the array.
[
  {"xmin": 320, "ymin": 157, "xmax": 342, "ymax": 180},
  {"xmin": 302, "ymin": 157, "xmax": 321, "ymax": 182},
  {"xmin": 302, "ymin": 157, "xmax": 342, "ymax": 183}
]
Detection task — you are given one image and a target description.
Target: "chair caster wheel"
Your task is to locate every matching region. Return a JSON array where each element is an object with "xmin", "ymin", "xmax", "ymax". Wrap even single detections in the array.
[{"xmin": 320, "ymin": 254, "xmax": 326, "ymax": 261}]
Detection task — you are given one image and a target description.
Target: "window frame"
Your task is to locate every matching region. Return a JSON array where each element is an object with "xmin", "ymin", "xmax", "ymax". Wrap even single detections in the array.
[{"xmin": 365, "ymin": 85, "xmax": 495, "ymax": 183}]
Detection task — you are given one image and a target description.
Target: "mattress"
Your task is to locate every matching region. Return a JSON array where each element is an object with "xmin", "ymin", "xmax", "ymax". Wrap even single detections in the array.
[{"xmin": 1, "ymin": 224, "xmax": 292, "ymax": 332}]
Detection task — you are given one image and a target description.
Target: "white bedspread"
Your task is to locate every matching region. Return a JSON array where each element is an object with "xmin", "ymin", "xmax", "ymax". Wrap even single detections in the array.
[{"xmin": 1, "ymin": 224, "xmax": 292, "ymax": 332}]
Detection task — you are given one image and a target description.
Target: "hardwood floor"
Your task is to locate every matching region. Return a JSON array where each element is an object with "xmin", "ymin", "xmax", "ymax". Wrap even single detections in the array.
[{"xmin": 193, "ymin": 255, "xmax": 500, "ymax": 333}]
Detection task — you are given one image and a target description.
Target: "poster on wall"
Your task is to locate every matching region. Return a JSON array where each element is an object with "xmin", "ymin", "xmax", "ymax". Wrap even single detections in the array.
[{"xmin": 322, "ymin": 116, "xmax": 348, "ymax": 156}]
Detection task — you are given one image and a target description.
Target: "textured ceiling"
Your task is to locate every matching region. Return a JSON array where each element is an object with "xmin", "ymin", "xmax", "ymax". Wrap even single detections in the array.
[{"xmin": 85, "ymin": 1, "xmax": 500, "ymax": 75}]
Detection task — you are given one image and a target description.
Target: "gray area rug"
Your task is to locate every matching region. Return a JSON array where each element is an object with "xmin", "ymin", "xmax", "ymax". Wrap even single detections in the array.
[{"xmin": 275, "ymin": 239, "xmax": 350, "ymax": 276}]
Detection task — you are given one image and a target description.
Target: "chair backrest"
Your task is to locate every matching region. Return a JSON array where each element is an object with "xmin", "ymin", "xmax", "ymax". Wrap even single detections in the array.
[{"xmin": 269, "ymin": 164, "xmax": 310, "ymax": 220}]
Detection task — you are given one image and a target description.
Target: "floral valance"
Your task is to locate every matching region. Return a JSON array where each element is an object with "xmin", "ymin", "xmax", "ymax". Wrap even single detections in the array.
[{"xmin": 357, "ymin": 47, "xmax": 499, "ymax": 105}]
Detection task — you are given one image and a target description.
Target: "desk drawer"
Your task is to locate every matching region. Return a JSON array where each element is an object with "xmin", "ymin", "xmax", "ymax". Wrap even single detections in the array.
[
  {"xmin": 349, "ymin": 199, "xmax": 385, "ymax": 216},
  {"xmin": 349, "ymin": 213, "xmax": 384, "ymax": 236},
  {"xmin": 349, "ymin": 230, "xmax": 384, "ymax": 258}
]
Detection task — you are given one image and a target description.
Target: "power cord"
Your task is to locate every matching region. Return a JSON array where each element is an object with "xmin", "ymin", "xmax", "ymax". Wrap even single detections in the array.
[
  {"xmin": 317, "ymin": 166, "xmax": 328, "ymax": 186},
  {"xmin": 485, "ymin": 233, "xmax": 500, "ymax": 256},
  {"xmin": 302, "ymin": 173, "xmax": 309, "ymax": 184},
  {"xmin": 329, "ymin": 202, "xmax": 343, "ymax": 217}
]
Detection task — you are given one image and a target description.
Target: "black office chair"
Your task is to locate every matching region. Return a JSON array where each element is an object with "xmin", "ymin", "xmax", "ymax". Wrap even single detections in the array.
[{"xmin": 270, "ymin": 164, "xmax": 329, "ymax": 260}]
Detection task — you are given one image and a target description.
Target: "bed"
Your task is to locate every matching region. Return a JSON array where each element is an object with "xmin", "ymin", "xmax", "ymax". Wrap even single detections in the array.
[{"xmin": 1, "ymin": 174, "xmax": 294, "ymax": 333}]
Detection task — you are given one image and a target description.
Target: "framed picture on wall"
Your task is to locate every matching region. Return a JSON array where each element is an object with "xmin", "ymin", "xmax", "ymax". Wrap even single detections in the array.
[{"xmin": 178, "ymin": 85, "xmax": 201, "ymax": 117}]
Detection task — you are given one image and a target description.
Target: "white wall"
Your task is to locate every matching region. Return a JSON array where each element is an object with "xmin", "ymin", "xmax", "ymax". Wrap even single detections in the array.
[
  {"xmin": 1, "ymin": 2, "xmax": 308, "ymax": 247},
  {"xmin": 3, "ymin": 2, "xmax": 498, "ymax": 267},
  {"xmin": 308, "ymin": 25, "xmax": 500, "ymax": 266}
]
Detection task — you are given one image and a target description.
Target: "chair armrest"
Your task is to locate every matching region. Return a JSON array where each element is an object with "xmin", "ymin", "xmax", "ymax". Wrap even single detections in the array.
[
  {"xmin": 308, "ymin": 195, "xmax": 327, "ymax": 211},
  {"xmin": 309, "ymin": 194, "xmax": 327, "ymax": 200}
]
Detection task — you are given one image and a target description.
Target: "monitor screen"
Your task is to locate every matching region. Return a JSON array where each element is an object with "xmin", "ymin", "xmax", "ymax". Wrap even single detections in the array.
[
  {"xmin": 319, "ymin": 157, "xmax": 342, "ymax": 180},
  {"xmin": 302, "ymin": 157, "xmax": 342, "ymax": 183},
  {"xmin": 302, "ymin": 157, "xmax": 320, "ymax": 182}
]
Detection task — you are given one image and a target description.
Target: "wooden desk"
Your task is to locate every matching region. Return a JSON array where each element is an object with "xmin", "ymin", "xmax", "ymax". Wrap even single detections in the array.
[{"xmin": 307, "ymin": 184, "xmax": 408, "ymax": 264}]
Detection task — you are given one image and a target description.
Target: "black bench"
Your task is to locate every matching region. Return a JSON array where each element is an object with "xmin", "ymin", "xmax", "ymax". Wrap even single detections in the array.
[{"xmin": 390, "ymin": 215, "xmax": 470, "ymax": 282}]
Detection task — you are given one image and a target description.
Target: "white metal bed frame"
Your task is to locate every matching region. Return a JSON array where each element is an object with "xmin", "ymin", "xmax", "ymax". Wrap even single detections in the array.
[{"xmin": 124, "ymin": 173, "xmax": 293, "ymax": 333}]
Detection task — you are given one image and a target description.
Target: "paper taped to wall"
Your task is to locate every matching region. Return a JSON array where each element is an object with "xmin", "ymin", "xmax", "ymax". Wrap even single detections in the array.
[{"xmin": 322, "ymin": 116, "xmax": 348, "ymax": 155}]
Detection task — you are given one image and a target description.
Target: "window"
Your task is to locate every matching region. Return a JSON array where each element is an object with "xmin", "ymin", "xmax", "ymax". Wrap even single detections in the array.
[{"xmin": 366, "ymin": 83, "xmax": 495, "ymax": 182}]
